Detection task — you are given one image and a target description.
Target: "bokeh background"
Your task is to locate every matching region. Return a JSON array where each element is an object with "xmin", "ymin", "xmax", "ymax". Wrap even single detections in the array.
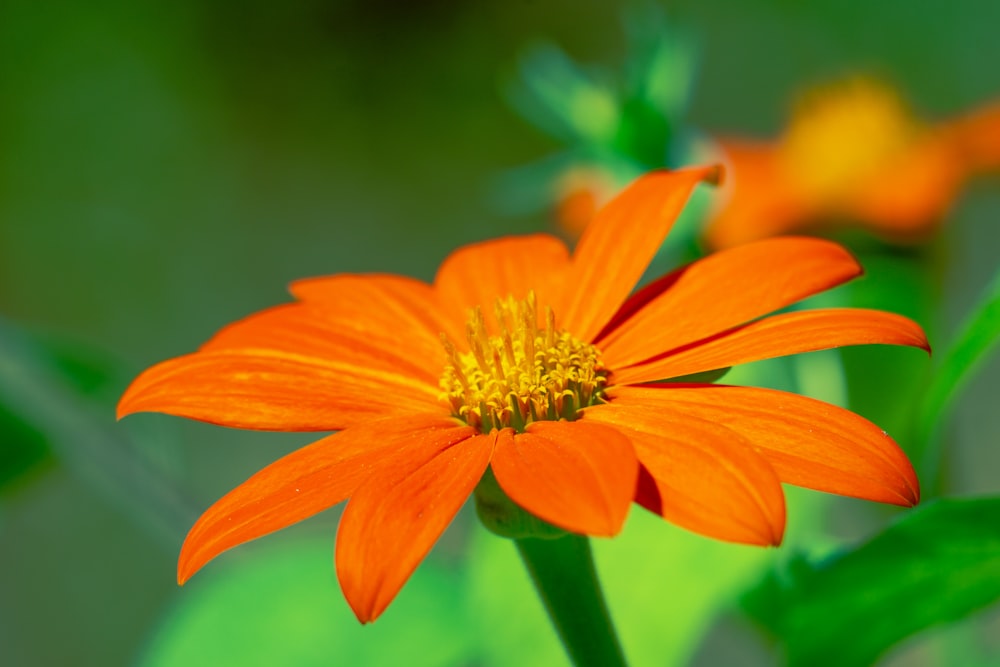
[{"xmin": 2, "ymin": 1, "xmax": 999, "ymax": 665}]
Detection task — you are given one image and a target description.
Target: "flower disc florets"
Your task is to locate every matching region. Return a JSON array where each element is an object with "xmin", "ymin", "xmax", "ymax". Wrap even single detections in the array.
[{"xmin": 440, "ymin": 292, "xmax": 608, "ymax": 433}]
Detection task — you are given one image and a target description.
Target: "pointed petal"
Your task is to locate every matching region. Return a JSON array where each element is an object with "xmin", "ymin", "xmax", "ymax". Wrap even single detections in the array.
[
  {"xmin": 613, "ymin": 308, "xmax": 929, "ymax": 385},
  {"xmin": 432, "ymin": 234, "xmax": 570, "ymax": 329},
  {"xmin": 584, "ymin": 403, "xmax": 786, "ymax": 545},
  {"xmin": 600, "ymin": 237, "xmax": 862, "ymax": 368},
  {"xmin": 336, "ymin": 430, "xmax": 494, "ymax": 622},
  {"xmin": 607, "ymin": 385, "xmax": 919, "ymax": 506},
  {"xmin": 490, "ymin": 421, "xmax": 638, "ymax": 536},
  {"xmin": 177, "ymin": 415, "xmax": 471, "ymax": 584},
  {"xmin": 290, "ymin": 273, "xmax": 463, "ymax": 346},
  {"xmin": 201, "ymin": 302, "xmax": 443, "ymax": 384},
  {"xmin": 117, "ymin": 349, "xmax": 440, "ymax": 431},
  {"xmin": 560, "ymin": 166, "xmax": 721, "ymax": 343}
]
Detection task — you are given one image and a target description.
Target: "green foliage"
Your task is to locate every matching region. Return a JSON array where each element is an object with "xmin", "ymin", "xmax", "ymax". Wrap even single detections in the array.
[
  {"xmin": 0, "ymin": 324, "xmax": 123, "ymax": 491},
  {"xmin": 918, "ymin": 266, "xmax": 1000, "ymax": 472},
  {"xmin": 497, "ymin": 2, "xmax": 702, "ymax": 226},
  {"xmin": 0, "ymin": 399, "xmax": 52, "ymax": 490},
  {"xmin": 743, "ymin": 497, "xmax": 1000, "ymax": 666},
  {"xmin": 0, "ymin": 321, "xmax": 197, "ymax": 544},
  {"xmin": 140, "ymin": 537, "xmax": 475, "ymax": 667},
  {"xmin": 469, "ymin": 507, "xmax": 774, "ymax": 667}
]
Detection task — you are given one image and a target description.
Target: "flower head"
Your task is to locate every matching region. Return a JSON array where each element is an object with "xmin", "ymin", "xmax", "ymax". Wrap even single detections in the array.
[
  {"xmin": 706, "ymin": 77, "xmax": 1000, "ymax": 249},
  {"xmin": 118, "ymin": 166, "xmax": 928, "ymax": 622}
]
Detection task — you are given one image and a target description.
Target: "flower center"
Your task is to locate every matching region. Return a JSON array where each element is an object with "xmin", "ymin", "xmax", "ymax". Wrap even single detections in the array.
[
  {"xmin": 780, "ymin": 77, "xmax": 922, "ymax": 202},
  {"xmin": 440, "ymin": 292, "xmax": 608, "ymax": 433}
]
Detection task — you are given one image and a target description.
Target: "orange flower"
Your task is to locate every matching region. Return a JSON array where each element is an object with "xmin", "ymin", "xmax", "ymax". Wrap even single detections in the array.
[
  {"xmin": 552, "ymin": 166, "xmax": 619, "ymax": 240},
  {"xmin": 118, "ymin": 166, "xmax": 928, "ymax": 623},
  {"xmin": 706, "ymin": 77, "xmax": 1000, "ymax": 249}
]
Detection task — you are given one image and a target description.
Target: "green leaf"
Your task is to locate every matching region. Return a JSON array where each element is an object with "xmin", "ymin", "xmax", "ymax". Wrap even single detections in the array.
[
  {"xmin": 661, "ymin": 366, "xmax": 731, "ymax": 384},
  {"xmin": 0, "ymin": 401, "xmax": 53, "ymax": 490},
  {"xmin": 139, "ymin": 537, "xmax": 475, "ymax": 667},
  {"xmin": 0, "ymin": 325, "xmax": 125, "ymax": 491},
  {"xmin": 0, "ymin": 320, "xmax": 198, "ymax": 544},
  {"xmin": 743, "ymin": 497, "xmax": 1000, "ymax": 667},
  {"xmin": 508, "ymin": 44, "xmax": 620, "ymax": 146},
  {"xmin": 917, "ymin": 266, "xmax": 1000, "ymax": 469},
  {"xmin": 621, "ymin": 3, "xmax": 696, "ymax": 122}
]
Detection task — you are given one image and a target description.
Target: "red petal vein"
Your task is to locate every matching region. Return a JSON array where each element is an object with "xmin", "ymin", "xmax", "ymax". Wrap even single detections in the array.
[
  {"xmin": 560, "ymin": 166, "xmax": 720, "ymax": 343},
  {"xmin": 607, "ymin": 385, "xmax": 919, "ymax": 505},
  {"xmin": 600, "ymin": 236, "xmax": 862, "ymax": 368},
  {"xmin": 583, "ymin": 404, "xmax": 786, "ymax": 545}
]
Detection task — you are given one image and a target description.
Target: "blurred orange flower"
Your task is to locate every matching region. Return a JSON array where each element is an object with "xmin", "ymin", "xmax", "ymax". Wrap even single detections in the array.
[
  {"xmin": 552, "ymin": 166, "xmax": 619, "ymax": 241},
  {"xmin": 119, "ymin": 167, "xmax": 927, "ymax": 623},
  {"xmin": 706, "ymin": 77, "xmax": 1000, "ymax": 249}
]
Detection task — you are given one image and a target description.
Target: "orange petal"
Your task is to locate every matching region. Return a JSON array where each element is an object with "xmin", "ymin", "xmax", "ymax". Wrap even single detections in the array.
[
  {"xmin": 432, "ymin": 234, "xmax": 570, "ymax": 329},
  {"xmin": 490, "ymin": 421, "xmax": 638, "ymax": 536},
  {"xmin": 704, "ymin": 138, "xmax": 812, "ymax": 250},
  {"xmin": 559, "ymin": 166, "xmax": 721, "ymax": 343},
  {"xmin": 613, "ymin": 308, "xmax": 929, "ymax": 385},
  {"xmin": 583, "ymin": 403, "xmax": 786, "ymax": 545},
  {"xmin": 944, "ymin": 99, "xmax": 1000, "ymax": 173},
  {"xmin": 117, "ymin": 349, "xmax": 440, "ymax": 431},
  {"xmin": 607, "ymin": 385, "xmax": 919, "ymax": 506},
  {"xmin": 290, "ymin": 273, "xmax": 463, "ymax": 347},
  {"xmin": 201, "ymin": 302, "xmax": 442, "ymax": 385},
  {"xmin": 844, "ymin": 134, "xmax": 961, "ymax": 238},
  {"xmin": 336, "ymin": 430, "xmax": 494, "ymax": 622},
  {"xmin": 600, "ymin": 237, "xmax": 861, "ymax": 368},
  {"xmin": 177, "ymin": 415, "xmax": 472, "ymax": 584}
]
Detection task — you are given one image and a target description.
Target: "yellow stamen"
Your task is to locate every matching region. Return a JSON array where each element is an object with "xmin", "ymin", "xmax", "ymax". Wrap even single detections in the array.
[{"xmin": 439, "ymin": 292, "xmax": 608, "ymax": 433}]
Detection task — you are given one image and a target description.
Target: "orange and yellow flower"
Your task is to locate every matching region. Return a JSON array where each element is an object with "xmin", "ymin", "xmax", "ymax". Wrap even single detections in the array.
[
  {"xmin": 118, "ymin": 166, "xmax": 928, "ymax": 623},
  {"xmin": 706, "ymin": 77, "xmax": 1000, "ymax": 249}
]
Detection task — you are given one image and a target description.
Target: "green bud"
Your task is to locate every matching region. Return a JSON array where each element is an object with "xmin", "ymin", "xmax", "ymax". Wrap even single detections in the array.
[{"xmin": 473, "ymin": 466, "xmax": 566, "ymax": 540}]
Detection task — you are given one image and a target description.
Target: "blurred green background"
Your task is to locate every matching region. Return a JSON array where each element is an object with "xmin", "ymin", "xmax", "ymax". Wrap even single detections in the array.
[{"xmin": 2, "ymin": 1, "xmax": 999, "ymax": 665}]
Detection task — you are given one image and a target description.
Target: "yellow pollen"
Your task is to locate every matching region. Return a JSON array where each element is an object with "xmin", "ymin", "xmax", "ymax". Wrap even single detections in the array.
[{"xmin": 439, "ymin": 292, "xmax": 608, "ymax": 433}]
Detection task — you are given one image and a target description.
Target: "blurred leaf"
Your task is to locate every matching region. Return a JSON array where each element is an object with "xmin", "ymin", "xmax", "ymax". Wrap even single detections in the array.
[
  {"xmin": 621, "ymin": 3, "xmax": 696, "ymax": 120},
  {"xmin": 0, "ymin": 401, "xmax": 53, "ymax": 489},
  {"xmin": 468, "ymin": 507, "xmax": 772, "ymax": 667},
  {"xmin": 743, "ymin": 497, "xmax": 1000, "ymax": 667},
  {"xmin": 836, "ymin": 246, "xmax": 936, "ymax": 440},
  {"xmin": 0, "ymin": 319, "xmax": 197, "ymax": 545},
  {"xmin": 662, "ymin": 366, "xmax": 731, "ymax": 384},
  {"xmin": 917, "ymin": 266, "xmax": 1000, "ymax": 467},
  {"xmin": 508, "ymin": 44, "xmax": 620, "ymax": 146},
  {"xmin": 496, "ymin": 5, "xmax": 707, "ymax": 247},
  {"xmin": 466, "ymin": 525, "xmax": 567, "ymax": 667},
  {"xmin": 140, "ymin": 537, "xmax": 474, "ymax": 667},
  {"xmin": 614, "ymin": 3, "xmax": 697, "ymax": 167},
  {"xmin": 0, "ymin": 330, "xmax": 123, "ymax": 490}
]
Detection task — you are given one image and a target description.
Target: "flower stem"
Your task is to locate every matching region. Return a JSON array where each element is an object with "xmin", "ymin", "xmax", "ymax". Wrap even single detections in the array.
[{"xmin": 515, "ymin": 534, "xmax": 628, "ymax": 667}]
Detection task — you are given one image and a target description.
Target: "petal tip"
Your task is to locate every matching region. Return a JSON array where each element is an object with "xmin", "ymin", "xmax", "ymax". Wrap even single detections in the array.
[
  {"xmin": 704, "ymin": 163, "xmax": 725, "ymax": 186},
  {"xmin": 176, "ymin": 561, "xmax": 194, "ymax": 586},
  {"xmin": 899, "ymin": 477, "xmax": 921, "ymax": 507},
  {"xmin": 349, "ymin": 603, "xmax": 377, "ymax": 625},
  {"xmin": 115, "ymin": 396, "xmax": 136, "ymax": 421},
  {"xmin": 749, "ymin": 515, "xmax": 785, "ymax": 547}
]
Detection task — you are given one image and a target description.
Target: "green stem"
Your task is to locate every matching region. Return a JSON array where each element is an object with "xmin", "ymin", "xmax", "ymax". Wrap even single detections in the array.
[{"xmin": 515, "ymin": 534, "xmax": 628, "ymax": 667}]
